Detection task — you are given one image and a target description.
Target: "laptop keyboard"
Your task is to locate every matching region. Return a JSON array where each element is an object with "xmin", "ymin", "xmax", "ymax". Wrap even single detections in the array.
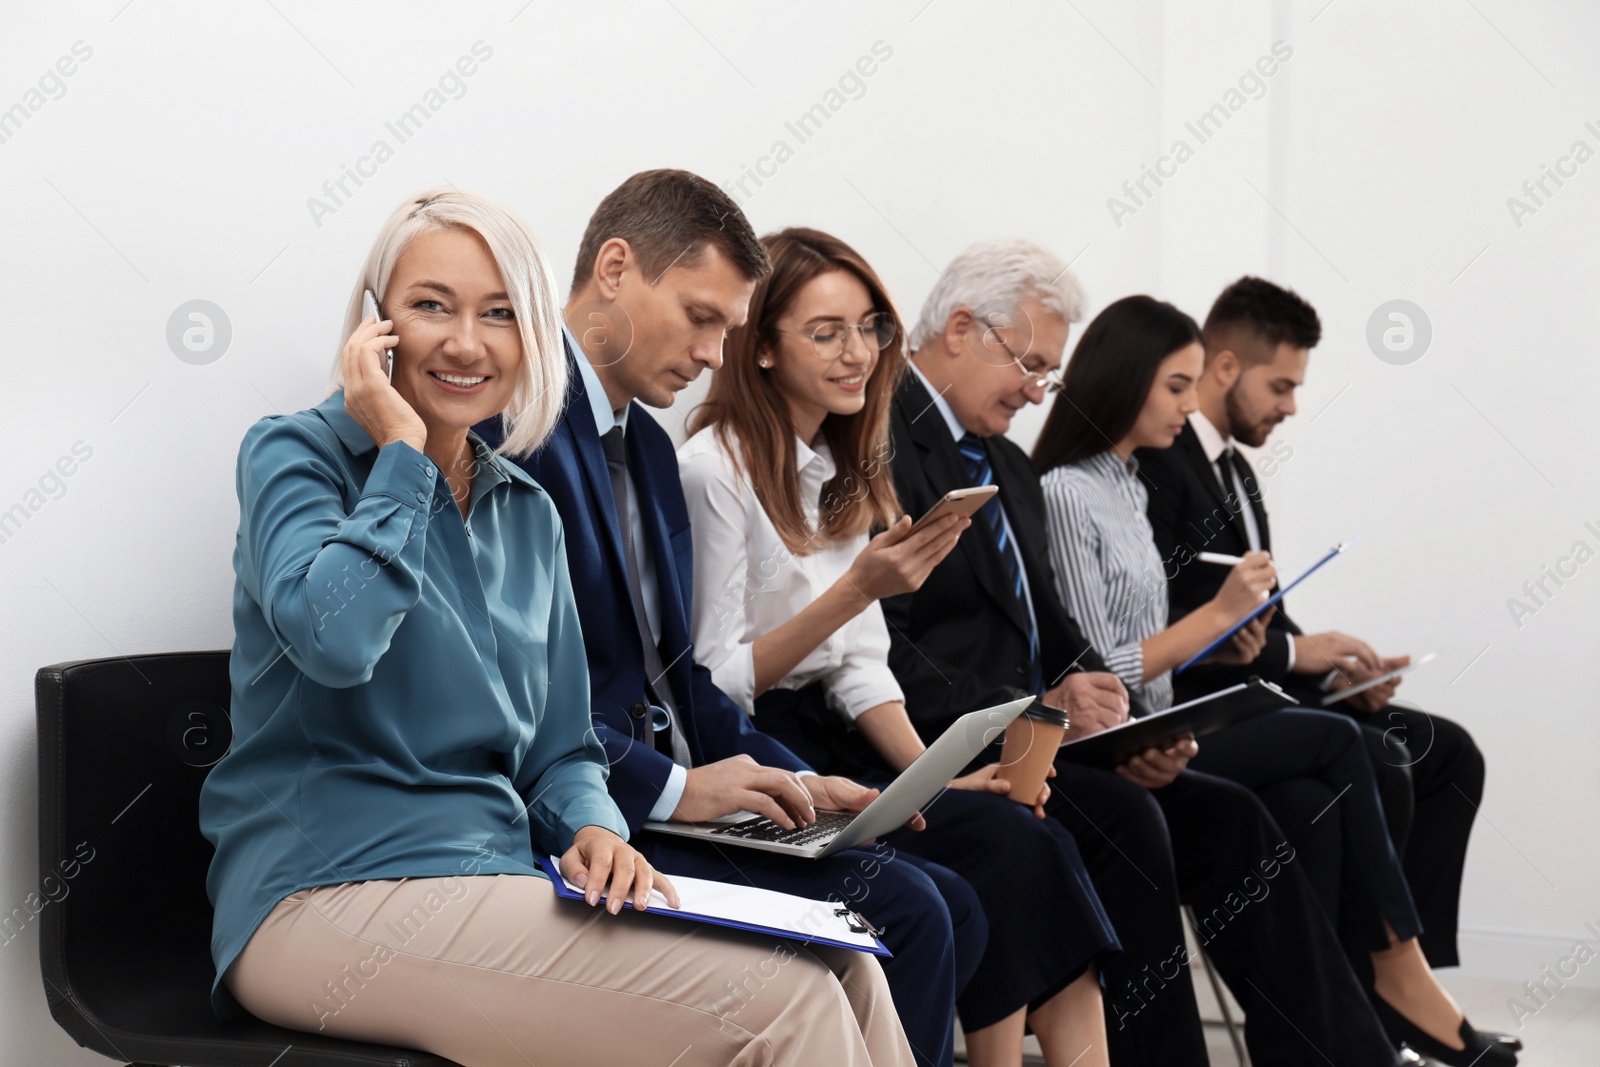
[{"xmin": 710, "ymin": 809, "xmax": 856, "ymax": 846}]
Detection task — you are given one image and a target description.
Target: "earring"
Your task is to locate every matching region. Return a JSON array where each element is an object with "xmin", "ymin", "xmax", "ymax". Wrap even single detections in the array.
[{"xmin": 758, "ymin": 358, "xmax": 773, "ymax": 369}]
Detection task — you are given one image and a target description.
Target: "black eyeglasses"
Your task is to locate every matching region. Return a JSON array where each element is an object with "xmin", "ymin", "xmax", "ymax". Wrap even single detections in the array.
[{"xmin": 775, "ymin": 312, "xmax": 898, "ymax": 361}]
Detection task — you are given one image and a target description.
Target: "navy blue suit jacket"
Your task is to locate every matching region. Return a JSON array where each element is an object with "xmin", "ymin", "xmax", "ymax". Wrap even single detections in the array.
[{"xmin": 475, "ymin": 342, "xmax": 808, "ymax": 832}]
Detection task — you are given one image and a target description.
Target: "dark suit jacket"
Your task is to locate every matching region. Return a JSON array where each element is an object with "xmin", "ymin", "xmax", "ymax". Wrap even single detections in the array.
[
  {"xmin": 475, "ymin": 341, "xmax": 807, "ymax": 832},
  {"xmin": 882, "ymin": 372, "xmax": 1142, "ymax": 738},
  {"xmin": 1136, "ymin": 421, "xmax": 1301, "ymax": 691}
]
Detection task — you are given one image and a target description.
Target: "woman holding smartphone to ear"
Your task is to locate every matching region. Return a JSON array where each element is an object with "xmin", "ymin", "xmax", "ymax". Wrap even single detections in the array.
[
  {"xmin": 1031, "ymin": 295, "xmax": 1515, "ymax": 1067},
  {"xmin": 198, "ymin": 190, "xmax": 914, "ymax": 1067},
  {"xmin": 679, "ymin": 227, "xmax": 1121, "ymax": 1067}
]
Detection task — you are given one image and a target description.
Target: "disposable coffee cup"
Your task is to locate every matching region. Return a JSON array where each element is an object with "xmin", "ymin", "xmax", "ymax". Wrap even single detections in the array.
[{"xmin": 999, "ymin": 703, "xmax": 1069, "ymax": 805}]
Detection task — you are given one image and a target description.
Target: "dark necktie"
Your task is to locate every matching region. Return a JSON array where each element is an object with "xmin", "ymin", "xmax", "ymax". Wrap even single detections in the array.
[
  {"xmin": 1214, "ymin": 447, "xmax": 1253, "ymax": 548},
  {"xmin": 958, "ymin": 433, "xmax": 1043, "ymax": 694},
  {"xmin": 601, "ymin": 426, "xmax": 691, "ymax": 768}
]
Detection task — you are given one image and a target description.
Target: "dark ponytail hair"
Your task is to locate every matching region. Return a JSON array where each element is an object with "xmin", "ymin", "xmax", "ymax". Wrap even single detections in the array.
[{"xmin": 1031, "ymin": 295, "xmax": 1202, "ymax": 473}]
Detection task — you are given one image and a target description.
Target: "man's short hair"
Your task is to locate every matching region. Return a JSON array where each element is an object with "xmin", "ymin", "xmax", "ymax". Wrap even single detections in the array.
[
  {"xmin": 571, "ymin": 169, "xmax": 769, "ymax": 293},
  {"xmin": 1202, "ymin": 276, "xmax": 1321, "ymax": 366}
]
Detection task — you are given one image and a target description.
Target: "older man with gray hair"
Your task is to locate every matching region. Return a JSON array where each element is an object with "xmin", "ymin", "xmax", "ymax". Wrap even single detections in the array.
[{"xmin": 879, "ymin": 239, "xmax": 1406, "ymax": 1066}]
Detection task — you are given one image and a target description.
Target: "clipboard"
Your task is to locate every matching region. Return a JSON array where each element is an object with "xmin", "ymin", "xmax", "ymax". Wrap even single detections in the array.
[
  {"xmin": 537, "ymin": 855, "xmax": 890, "ymax": 956},
  {"xmin": 1175, "ymin": 541, "xmax": 1356, "ymax": 674},
  {"xmin": 1322, "ymin": 652, "xmax": 1437, "ymax": 705},
  {"xmin": 1056, "ymin": 677, "xmax": 1299, "ymax": 770}
]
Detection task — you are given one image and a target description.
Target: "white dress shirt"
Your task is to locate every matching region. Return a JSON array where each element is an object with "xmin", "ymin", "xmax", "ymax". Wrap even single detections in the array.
[
  {"xmin": 1188, "ymin": 411, "xmax": 1295, "ymax": 672},
  {"xmin": 677, "ymin": 425, "xmax": 905, "ymax": 722}
]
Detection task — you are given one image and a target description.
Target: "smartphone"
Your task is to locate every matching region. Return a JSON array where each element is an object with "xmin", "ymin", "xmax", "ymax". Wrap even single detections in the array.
[
  {"xmin": 908, "ymin": 485, "xmax": 998, "ymax": 533},
  {"xmin": 362, "ymin": 289, "xmax": 393, "ymax": 381},
  {"xmin": 1321, "ymin": 652, "xmax": 1437, "ymax": 706}
]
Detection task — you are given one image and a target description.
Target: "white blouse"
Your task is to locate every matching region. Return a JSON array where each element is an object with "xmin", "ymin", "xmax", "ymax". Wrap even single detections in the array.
[{"xmin": 677, "ymin": 425, "xmax": 904, "ymax": 722}]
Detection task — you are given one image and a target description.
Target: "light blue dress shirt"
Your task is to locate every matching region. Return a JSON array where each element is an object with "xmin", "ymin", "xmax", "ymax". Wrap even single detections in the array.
[
  {"xmin": 198, "ymin": 390, "xmax": 627, "ymax": 1019},
  {"xmin": 566, "ymin": 327, "xmax": 811, "ymax": 817},
  {"xmin": 567, "ymin": 328, "xmax": 690, "ymax": 819},
  {"xmin": 907, "ymin": 360, "xmax": 1043, "ymax": 645}
]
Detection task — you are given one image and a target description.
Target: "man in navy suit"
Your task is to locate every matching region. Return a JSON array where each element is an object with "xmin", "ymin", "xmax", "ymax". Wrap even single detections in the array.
[{"xmin": 477, "ymin": 170, "xmax": 982, "ymax": 1067}]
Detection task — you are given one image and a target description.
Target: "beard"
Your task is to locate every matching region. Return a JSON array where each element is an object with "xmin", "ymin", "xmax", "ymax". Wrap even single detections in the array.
[{"xmin": 1224, "ymin": 384, "xmax": 1276, "ymax": 447}]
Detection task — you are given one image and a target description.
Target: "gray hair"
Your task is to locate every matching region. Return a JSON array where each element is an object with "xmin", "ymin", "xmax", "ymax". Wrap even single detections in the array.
[
  {"xmin": 909, "ymin": 239, "xmax": 1087, "ymax": 352},
  {"xmin": 327, "ymin": 186, "xmax": 566, "ymax": 459}
]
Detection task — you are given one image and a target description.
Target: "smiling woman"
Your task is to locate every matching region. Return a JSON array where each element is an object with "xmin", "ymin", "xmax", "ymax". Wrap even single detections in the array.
[
  {"xmin": 327, "ymin": 187, "xmax": 567, "ymax": 464},
  {"xmin": 198, "ymin": 187, "xmax": 910, "ymax": 1066}
]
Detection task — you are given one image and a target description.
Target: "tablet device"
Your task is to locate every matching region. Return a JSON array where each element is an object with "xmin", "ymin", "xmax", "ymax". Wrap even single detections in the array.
[
  {"xmin": 1175, "ymin": 540, "xmax": 1356, "ymax": 674},
  {"xmin": 909, "ymin": 486, "xmax": 998, "ymax": 534},
  {"xmin": 1056, "ymin": 677, "xmax": 1299, "ymax": 771},
  {"xmin": 1321, "ymin": 652, "xmax": 1437, "ymax": 705}
]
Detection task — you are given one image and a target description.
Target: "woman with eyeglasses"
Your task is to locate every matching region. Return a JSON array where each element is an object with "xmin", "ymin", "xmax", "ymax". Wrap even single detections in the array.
[
  {"xmin": 1030, "ymin": 295, "xmax": 1516, "ymax": 1067},
  {"xmin": 197, "ymin": 191, "xmax": 916, "ymax": 1067},
  {"xmin": 678, "ymin": 227, "xmax": 1122, "ymax": 1067}
]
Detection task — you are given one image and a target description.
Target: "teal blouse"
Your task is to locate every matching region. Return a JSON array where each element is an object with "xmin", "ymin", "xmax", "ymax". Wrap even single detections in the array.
[{"xmin": 199, "ymin": 391, "xmax": 627, "ymax": 1019}]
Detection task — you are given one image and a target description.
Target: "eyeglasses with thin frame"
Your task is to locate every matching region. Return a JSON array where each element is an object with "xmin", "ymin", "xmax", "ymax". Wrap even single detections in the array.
[
  {"xmin": 979, "ymin": 317, "xmax": 1065, "ymax": 392},
  {"xmin": 774, "ymin": 312, "xmax": 898, "ymax": 361}
]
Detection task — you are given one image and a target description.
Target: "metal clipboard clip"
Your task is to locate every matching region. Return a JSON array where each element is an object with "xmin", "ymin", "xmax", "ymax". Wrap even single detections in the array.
[{"xmin": 834, "ymin": 907, "xmax": 885, "ymax": 939}]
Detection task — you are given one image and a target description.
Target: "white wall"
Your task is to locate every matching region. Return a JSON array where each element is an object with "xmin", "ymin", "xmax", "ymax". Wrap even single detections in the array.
[
  {"xmin": 1147, "ymin": 0, "xmax": 1600, "ymax": 991},
  {"xmin": 1, "ymin": 1, "xmax": 1595, "ymax": 1062}
]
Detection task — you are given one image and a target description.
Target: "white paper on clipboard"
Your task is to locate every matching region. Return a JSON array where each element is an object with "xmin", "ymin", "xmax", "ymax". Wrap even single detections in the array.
[{"xmin": 539, "ymin": 856, "xmax": 889, "ymax": 955}]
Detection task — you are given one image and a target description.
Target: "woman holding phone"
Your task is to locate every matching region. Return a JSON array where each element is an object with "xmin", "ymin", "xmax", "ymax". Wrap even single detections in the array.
[
  {"xmin": 1030, "ymin": 295, "xmax": 1514, "ymax": 1067},
  {"xmin": 198, "ymin": 190, "xmax": 914, "ymax": 1067},
  {"xmin": 679, "ymin": 227, "xmax": 1121, "ymax": 1067}
]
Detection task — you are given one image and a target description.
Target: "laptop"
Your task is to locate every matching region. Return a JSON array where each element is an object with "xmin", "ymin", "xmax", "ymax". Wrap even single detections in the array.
[{"xmin": 644, "ymin": 696, "xmax": 1036, "ymax": 859}]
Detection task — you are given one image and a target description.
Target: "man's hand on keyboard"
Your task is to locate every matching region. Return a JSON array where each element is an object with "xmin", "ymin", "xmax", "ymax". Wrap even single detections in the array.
[
  {"xmin": 673, "ymin": 755, "xmax": 816, "ymax": 829},
  {"xmin": 804, "ymin": 775, "xmax": 926, "ymax": 832}
]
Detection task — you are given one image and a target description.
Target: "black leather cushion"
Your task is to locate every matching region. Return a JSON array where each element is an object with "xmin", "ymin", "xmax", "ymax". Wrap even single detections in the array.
[{"xmin": 36, "ymin": 652, "xmax": 461, "ymax": 1066}]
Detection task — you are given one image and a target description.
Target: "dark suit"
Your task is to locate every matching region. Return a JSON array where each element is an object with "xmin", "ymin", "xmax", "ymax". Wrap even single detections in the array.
[
  {"xmin": 475, "ymin": 343, "xmax": 984, "ymax": 1067},
  {"xmin": 882, "ymin": 371, "xmax": 1397, "ymax": 1066},
  {"xmin": 1138, "ymin": 421, "xmax": 1485, "ymax": 966}
]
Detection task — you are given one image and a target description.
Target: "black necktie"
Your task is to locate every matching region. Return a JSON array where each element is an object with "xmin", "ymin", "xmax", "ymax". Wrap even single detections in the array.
[
  {"xmin": 957, "ymin": 433, "xmax": 1043, "ymax": 694},
  {"xmin": 601, "ymin": 427, "xmax": 691, "ymax": 768},
  {"xmin": 1215, "ymin": 447, "xmax": 1253, "ymax": 549}
]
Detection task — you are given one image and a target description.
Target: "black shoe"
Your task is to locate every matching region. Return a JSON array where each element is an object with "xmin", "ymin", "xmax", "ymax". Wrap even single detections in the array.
[
  {"xmin": 1484, "ymin": 1030, "xmax": 1524, "ymax": 1052},
  {"xmin": 1371, "ymin": 994, "xmax": 1518, "ymax": 1066}
]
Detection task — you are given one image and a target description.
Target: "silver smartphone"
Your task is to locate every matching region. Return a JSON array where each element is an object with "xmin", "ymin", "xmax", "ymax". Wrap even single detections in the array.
[{"xmin": 362, "ymin": 289, "xmax": 393, "ymax": 381}]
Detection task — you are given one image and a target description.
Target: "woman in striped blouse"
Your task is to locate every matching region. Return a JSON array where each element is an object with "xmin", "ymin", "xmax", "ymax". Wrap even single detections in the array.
[{"xmin": 1030, "ymin": 295, "xmax": 1514, "ymax": 1067}]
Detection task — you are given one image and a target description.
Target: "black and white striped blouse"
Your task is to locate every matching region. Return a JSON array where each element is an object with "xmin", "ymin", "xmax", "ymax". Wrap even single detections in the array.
[{"xmin": 1041, "ymin": 449, "xmax": 1175, "ymax": 712}]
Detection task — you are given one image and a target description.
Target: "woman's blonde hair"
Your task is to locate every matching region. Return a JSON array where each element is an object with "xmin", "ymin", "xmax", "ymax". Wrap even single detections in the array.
[{"xmin": 327, "ymin": 186, "xmax": 566, "ymax": 458}]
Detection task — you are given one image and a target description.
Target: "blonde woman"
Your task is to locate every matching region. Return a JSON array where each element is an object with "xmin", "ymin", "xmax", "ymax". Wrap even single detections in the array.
[{"xmin": 198, "ymin": 189, "xmax": 913, "ymax": 1067}]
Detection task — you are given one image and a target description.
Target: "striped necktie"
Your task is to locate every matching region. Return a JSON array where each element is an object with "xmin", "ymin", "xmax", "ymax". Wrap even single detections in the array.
[{"xmin": 958, "ymin": 433, "xmax": 1043, "ymax": 693}]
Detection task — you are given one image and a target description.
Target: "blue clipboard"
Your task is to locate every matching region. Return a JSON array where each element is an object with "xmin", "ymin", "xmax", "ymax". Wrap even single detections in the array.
[
  {"xmin": 1175, "ymin": 541, "xmax": 1355, "ymax": 674},
  {"xmin": 537, "ymin": 855, "xmax": 891, "ymax": 957}
]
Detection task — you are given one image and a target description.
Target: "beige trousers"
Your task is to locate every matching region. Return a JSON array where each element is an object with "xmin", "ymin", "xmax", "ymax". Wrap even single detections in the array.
[{"xmin": 225, "ymin": 873, "xmax": 912, "ymax": 1067}]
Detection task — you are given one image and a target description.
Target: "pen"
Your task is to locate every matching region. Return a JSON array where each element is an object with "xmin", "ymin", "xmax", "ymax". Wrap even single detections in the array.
[{"xmin": 1197, "ymin": 552, "xmax": 1244, "ymax": 565}]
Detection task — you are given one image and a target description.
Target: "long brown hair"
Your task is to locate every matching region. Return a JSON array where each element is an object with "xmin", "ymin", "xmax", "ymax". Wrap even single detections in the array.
[{"xmin": 688, "ymin": 227, "xmax": 904, "ymax": 554}]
